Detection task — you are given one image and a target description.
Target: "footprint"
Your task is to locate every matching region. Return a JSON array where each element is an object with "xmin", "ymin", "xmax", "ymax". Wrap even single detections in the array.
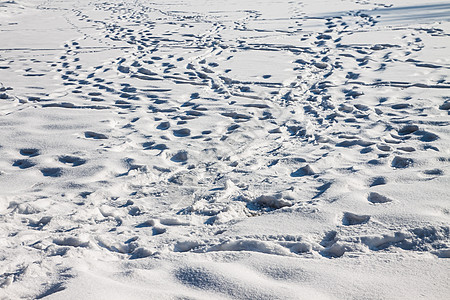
[
  {"xmin": 321, "ymin": 242, "xmax": 349, "ymax": 258},
  {"xmin": 121, "ymin": 86, "xmax": 137, "ymax": 94},
  {"xmin": 142, "ymin": 141, "xmax": 155, "ymax": 150},
  {"xmin": 419, "ymin": 131, "xmax": 439, "ymax": 142},
  {"xmin": 118, "ymin": 65, "xmax": 130, "ymax": 73},
  {"xmin": 392, "ymin": 156, "xmax": 413, "ymax": 168},
  {"xmin": 115, "ymin": 100, "xmax": 131, "ymax": 107},
  {"xmin": 157, "ymin": 121, "xmax": 170, "ymax": 130},
  {"xmin": 397, "ymin": 146, "xmax": 415, "ymax": 152},
  {"xmin": 291, "ymin": 164, "xmax": 316, "ymax": 177},
  {"xmin": 84, "ymin": 131, "xmax": 108, "ymax": 139},
  {"xmin": 137, "ymin": 68, "xmax": 157, "ymax": 76},
  {"xmin": 320, "ymin": 230, "xmax": 338, "ymax": 247},
  {"xmin": 398, "ymin": 125, "xmax": 418, "ymax": 135},
  {"xmin": 439, "ymin": 100, "xmax": 450, "ymax": 110},
  {"xmin": 360, "ymin": 146, "xmax": 373, "ymax": 154},
  {"xmin": 173, "ymin": 128, "xmax": 191, "ymax": 137},
  {"xmin": 227, "ymin": 124, "xmax": 240, "ymax": 132},
  {"xmin": 343, "ymin": 212, "xmax": 370, "ymax": 225},
  {"xmin": 369, "ymin": 177, "xmax": 386, "ymax": 187},
  {"xmin": 152, "ymin": 144, "xmax": 168, "ymax": 151},
  {"xmin": 368, "ymin": 192, "xmax": 392, "ymax": 204},
  {"xmin": 423, "ymin": 169, "xmax": 443, "ymax": 176},
  {"xmin": 377, "ymin": 144, "xmax": 391, "ymax": 152},
  {"xmin": 13, "ymin": 159, "xmax": 35, "ymax": 169},
  {"xmin": 171, "ymin": 151, "xmax": 188, "ymax": 162},
  {"xmin": 20, "ymin": 148, "xmax": 40, "ymax": 157},
  {"xmin": 41, "ymin": 168, "xmax": 63, "ymax": 177},
  {"xmin": 240, "ymin": 86, "xmax": 251, "ymax": 92},
  {"xmin": 221, "ymin": 112, "xmax": 251, "ymax": 120},
  {"xmin": 186, "ymin": 110, "xmax": 203, "ymax": 117},
  {"xmin": 346, "ymin": 72, "xmax": 360, "ymax": 79},
  {"xmin": 391, "ymin": 103, "xmax": 410, "ymax": 110},
  {"xmin": 152, "ymin": 227, "xmax": 167, "ymax": 235},
  {"xmin": 354, "ymin": 104, "xmax": 369, "ymax": 111},
  {"xmin": 424, "ymin": 145, "xmax": 439, "ymax": 151},
  {"xmin": 313, "ymin": 182, "xmax": 332, "ymax": 199},
  {"xmin": 58, "ymin": 155, "xmax": 86, "ymax": 167}
]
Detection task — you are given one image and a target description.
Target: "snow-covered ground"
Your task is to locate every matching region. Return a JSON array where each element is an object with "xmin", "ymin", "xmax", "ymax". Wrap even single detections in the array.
[{"xmin": 1, "ymin": 0, "xmax": 449, "ymax": 298}]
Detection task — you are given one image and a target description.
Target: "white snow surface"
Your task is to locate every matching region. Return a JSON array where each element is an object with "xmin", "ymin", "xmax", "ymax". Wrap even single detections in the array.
[{"xmin": 1, "ymin": 0, "xmax": 450, "ymax": 299}]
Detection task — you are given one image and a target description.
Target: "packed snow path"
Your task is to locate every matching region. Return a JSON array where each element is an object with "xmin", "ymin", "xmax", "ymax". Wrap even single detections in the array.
[{"xmin": 1, "ymin": 0, "xmax": 449, "ymax": 299}]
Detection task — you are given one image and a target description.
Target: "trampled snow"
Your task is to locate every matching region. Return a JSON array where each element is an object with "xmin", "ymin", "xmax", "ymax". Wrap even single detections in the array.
[{"xmin": 0, "ymin": 0, "xmax": 449, "ymax": 299}]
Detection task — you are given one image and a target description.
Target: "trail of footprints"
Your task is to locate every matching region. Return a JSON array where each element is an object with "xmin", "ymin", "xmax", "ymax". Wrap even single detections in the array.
[{"xmin": 1, "ymin": 0, "xmax": 449, "ymax": 271}]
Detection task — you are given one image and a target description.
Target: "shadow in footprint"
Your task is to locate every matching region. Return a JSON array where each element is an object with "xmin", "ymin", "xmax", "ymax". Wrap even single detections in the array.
[
  {"xmin": 20, "ymin": 148, "xmax": 40, "ymax": 157},
  {"xmin": 157, "ymin": 121, "xmax": 170, "ymax": 130},
  {"xmin": 173, "ymin": 128, "xmax": 191, "ymax": 137},
  {"xmin": 59, "ymin": 155, "xmax": 86, "ymax": 167},
  {"xmin": 85, "ymin": 131, "xmax": 108, "ymax": 139},
  {"xmin": 313, "ymin": 181, "xmax": 332, "ymax": 199},
  {"xmin": 392, "ymin": 156, "xmax": 413, "ymax": 168},
  {"xmin": 418, "ymin": 131, "xmax": 439, "ymax": 142},
  {"xmin": 13, "ymin": 159, "xmax": 35, "ymax": 169},
  {"xmin": 152, "ymin": 144, "xmax": 168, "ymax": 151},
  {"xmin": 41, "ymin": 168, "xmax": 63, "ymax": 177},
  {"xmin": 171, "ymin": 151, "xmax": 188, "ymax": 162},
  {"xmin": 35, "ymin": 283, "xmax": 66, "ymax": 299},
  {"xmin": 368, "ymin": 192, "xmax": 392, "ymax": 204},
  {"xmin": 423, "ymin": 169, "xmax": 443, "ymax": 176},
  {"xmin": 343, "ymin": 212, "xmax": 370, "ymax": 225},
  {"xmin": 398, "ymin": 125, "xmax": 418, "ymax": 135},
  {"xmin": 227, "ymin": 124, "xmax": 240, "ymax": 132},
  {"xmin": 291, "ymin": 165, "xmax": 316, "ymax": 177},
  {"xmin": 142, "ymin": 141, "xmax": 155, "ymax": 150},
  {"xmin": 369, "ymin": 177, "xmax": 386, "ymax": 187}
]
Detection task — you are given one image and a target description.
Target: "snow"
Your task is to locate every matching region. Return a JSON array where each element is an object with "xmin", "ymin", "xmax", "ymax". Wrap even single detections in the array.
[{"xmin": 0, "ymin": 0, "xmax": 449, "ymax": 299}]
